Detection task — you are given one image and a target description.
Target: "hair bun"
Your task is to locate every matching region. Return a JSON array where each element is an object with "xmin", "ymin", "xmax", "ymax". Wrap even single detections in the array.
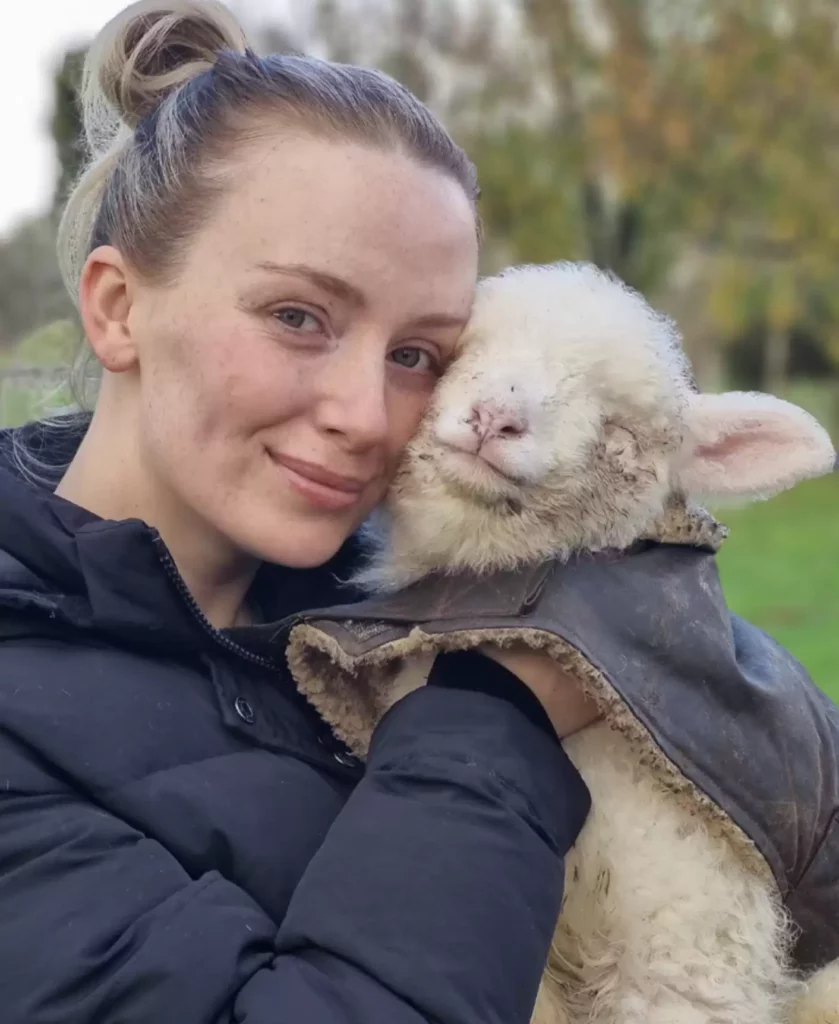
[{"xmin": 86, "ymin": 0, "xmax": 248, "ymax": 130}]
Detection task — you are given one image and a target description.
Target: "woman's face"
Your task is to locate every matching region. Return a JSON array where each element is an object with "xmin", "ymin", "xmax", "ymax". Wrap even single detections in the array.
[{"xmin": 92, "ymin": 135, "xmax": 478, "ymax": 569}]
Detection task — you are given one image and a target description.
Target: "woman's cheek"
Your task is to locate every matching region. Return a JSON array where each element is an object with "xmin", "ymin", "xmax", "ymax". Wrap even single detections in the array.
[{"xmin": 388, "ymin": 386, "xmax": 436, "ymax": 449}]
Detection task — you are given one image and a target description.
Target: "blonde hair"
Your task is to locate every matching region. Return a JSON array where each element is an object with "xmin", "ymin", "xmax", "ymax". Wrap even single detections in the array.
[{"xmin": 58, "ymin": 0, "xmax": 479, "ymax": 300}]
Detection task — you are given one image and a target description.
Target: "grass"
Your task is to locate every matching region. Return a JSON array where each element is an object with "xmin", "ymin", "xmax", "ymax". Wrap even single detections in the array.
[
  {"xmin": 714, "ymin": 472, "xmax": 839, "ymax": 705},
  {"xmin": 0, "ymin": 320, "xmax": 77, "ymax": 427},
  {"xmin": 0, "ymin": 319, "xmax": 78, "ymax": 370}
]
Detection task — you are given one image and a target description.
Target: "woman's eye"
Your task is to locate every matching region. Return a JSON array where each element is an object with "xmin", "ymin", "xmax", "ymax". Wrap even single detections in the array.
[
  {"xmin": 274, "ymin": 308, "xmax": 321, "ymax": 333},
  {"xmin": 390, "ymin": 347, "xmax": 436, "ymax": 372}
]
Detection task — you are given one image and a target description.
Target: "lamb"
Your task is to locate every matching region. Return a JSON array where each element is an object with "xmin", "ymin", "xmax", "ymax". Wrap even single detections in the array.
[{"xmin": 341, "ymin": 261, "xmax": 839, "ymax": 1024}]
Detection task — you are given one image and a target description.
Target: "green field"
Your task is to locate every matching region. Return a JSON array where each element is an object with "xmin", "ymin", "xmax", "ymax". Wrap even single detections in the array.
[{"xmin": 714, "ymin": 473, "xmax": 838, "ymax": 705}]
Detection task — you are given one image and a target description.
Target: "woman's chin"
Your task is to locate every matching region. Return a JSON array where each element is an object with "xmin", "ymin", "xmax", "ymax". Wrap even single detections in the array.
[{"xmin": 235, "ymin": 511, "xmax": 355, "ymax": 570}]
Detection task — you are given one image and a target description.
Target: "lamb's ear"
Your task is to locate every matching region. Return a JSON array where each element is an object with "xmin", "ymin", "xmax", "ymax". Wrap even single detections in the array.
[{"xmin": 676, "ymin": 391, "xmax": 837, "ymax": 502}]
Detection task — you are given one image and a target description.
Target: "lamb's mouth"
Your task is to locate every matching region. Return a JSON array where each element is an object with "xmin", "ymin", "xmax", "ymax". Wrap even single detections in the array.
[{"xmin": 432, "ymin": 443, "xmax": 527, "ymax": 497}]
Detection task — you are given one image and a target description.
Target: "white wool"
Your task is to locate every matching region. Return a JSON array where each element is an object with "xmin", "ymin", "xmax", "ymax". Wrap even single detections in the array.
[
  {"xmin": 533, "ymin": 723, "xmax": 800, "ymax": 1024},
  {"xmin": 787, "ymin": 961, "xmax": 839, "ymax": 1023},
  {"xmin": 451, "ymin": 262, "xmax": 692, "ymax": 436}
]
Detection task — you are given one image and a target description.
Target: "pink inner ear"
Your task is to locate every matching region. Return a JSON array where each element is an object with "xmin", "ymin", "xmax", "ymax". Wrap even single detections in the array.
[
  {"xmin": 682, "ymin": 420, "xmax": 835, "ymax": 499},
  {"xmin": 680, "ymin": 390, "xmax": 836, "ymax": 500},
  {"xmin": 693, "ymin": 426, "xmax": 780, "ymax": 462}
]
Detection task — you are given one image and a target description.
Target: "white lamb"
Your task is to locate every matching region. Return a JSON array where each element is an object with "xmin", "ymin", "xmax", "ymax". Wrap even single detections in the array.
[{"xmin": 348, "ymin": 262, "xmax": 839, "ymax": 1024}]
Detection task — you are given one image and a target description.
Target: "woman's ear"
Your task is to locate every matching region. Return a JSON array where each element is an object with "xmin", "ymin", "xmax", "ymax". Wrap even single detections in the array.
[
  {"xmin": 675, "ymin": 391, "xmax": 836, "ymax": 502},
  {"xmin": 78, "ymin": 245, "xmax": 139, "ymax": 374}
]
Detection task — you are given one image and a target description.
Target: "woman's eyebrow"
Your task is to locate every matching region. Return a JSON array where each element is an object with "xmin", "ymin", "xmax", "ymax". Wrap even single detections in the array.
[
  {"xmin": 409, "ymin": 313, "xmax": 470, "ymax": 330},
  {"xmin": 255, "ymin": 261, "xmax": 470, "ymax": 330},
  {"xmin": 255, "ymin": 261, "xmax": 366, "ymax": 307}
]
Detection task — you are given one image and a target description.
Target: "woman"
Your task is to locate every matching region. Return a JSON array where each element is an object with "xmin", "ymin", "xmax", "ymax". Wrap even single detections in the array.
[{"xmin": 0, "ymin": 2, "xmax": 598, "ymax": 1022}]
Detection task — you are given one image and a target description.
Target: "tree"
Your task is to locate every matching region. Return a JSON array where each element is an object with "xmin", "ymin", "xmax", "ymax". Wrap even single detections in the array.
[
  {"xmin": 497, "ymin": 0, "xmax": 839, "ymax": 386},
  {"xmin": 681, "ymin": 1, "xmax": 839, "ymax": 388},
  {"xmin": 51, "ymin": 47, "xmax": 86, "ymax": 213},
  {"xmin": 0, "ymin": 215, "xmax": 74, "ymax": 348},
  {"xmin": 0, "ymin": 45, "xmax": 84, "ymax": 348}
]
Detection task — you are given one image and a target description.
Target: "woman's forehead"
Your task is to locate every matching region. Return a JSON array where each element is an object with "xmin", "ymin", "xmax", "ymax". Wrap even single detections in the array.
[
  {"xmin": 210, "ymin": 136, "xmax": 475, "ymax": 247},
  {"xmin": 190, "ymin": 136, "xmax": 478, "ymax": 305}
]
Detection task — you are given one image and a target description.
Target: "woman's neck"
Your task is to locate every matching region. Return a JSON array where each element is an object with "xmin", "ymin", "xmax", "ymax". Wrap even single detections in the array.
[{"xmin": 55, "ymin": 406, "xmax": 259, "ymax": 630}]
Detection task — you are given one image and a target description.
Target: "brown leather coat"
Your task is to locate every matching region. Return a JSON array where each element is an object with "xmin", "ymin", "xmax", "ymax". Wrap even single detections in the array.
[{"xmin": 283, "ymin": 535, "xmax": 839, "ymax": 972}]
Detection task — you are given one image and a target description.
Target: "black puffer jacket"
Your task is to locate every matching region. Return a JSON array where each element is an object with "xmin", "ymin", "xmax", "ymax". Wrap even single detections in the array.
[{"xmin": 0, "ymin": 422, "xmax": 590, "ymax": 1024}]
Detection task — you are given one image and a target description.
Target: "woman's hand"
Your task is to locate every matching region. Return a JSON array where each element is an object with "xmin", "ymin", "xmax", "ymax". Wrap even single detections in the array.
[{"xmin": 478, "ymin": 642, "xmax": 602, "ymax": 739}]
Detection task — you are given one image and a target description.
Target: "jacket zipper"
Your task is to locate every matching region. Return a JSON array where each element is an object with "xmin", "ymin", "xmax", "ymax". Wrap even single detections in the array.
[{"xmin": 153, "ymin": 534, "xmax": 281, "ymax": 671}]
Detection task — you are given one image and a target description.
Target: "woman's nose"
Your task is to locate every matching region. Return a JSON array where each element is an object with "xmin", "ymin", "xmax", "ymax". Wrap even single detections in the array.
[{"xmin": 314, "ymin": 347, "xmax": 390, "ymax": 449}]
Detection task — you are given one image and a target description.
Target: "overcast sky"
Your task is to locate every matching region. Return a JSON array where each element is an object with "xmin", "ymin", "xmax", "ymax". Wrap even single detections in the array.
[{"xmin": 1, "ymin": 0, "xmax": 291, "ymax": 239}]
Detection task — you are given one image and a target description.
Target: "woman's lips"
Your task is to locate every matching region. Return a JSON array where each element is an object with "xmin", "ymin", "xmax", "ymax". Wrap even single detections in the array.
[{"xmin": 268, "ymin": 451, "xmax": 368, "ymax": 511}]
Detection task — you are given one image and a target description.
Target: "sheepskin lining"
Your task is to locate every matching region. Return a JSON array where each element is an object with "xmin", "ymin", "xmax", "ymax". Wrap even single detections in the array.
[
  {"xmin": 642, "ymin": 495, "xmax": 730, "ymax": 549},
  {"xmin": 287, "ymin": 621, "xmax": 771, "ymax": 889},
  {"xmin": 285, "ymin": 500, "xmax": 771, "ymax": 888}
]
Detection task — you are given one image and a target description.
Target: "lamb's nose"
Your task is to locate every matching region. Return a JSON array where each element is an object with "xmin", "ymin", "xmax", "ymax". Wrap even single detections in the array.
[{"xmin": 469, "ymin": 401, "xmax": 528, "ymax": 444}]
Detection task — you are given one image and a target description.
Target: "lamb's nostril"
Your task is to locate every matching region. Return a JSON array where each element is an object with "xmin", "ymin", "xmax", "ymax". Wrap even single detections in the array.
[
  {"xmin": 470, "ymin": 401, "xmax": 527, "ymax": 443},
  {"xmin": 468, "ymin": 405, "xmax": 490, "ymax": 436},
  {"xmin": 498, "ymin": 421, "xmax": 526, "ymax": 438}
]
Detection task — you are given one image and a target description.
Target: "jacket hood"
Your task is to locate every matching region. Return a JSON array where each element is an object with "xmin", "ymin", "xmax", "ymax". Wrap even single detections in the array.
[{"xmin": 0, "ymin": 418, "xmax": 361, "ymax": 660}]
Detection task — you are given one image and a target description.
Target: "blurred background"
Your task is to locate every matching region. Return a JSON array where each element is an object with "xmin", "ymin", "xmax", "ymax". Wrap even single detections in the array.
[{"xmin": 1, "ymin": 0, "xmax": 836, "ymax": 698}]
